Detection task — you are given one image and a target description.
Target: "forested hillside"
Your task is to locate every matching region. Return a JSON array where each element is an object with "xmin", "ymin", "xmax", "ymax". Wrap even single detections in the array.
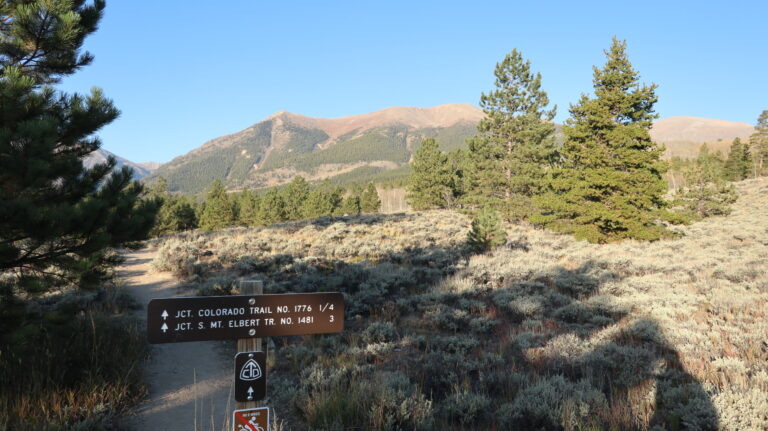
[{"xmin": 145, "ymin": 106, "xmax": 482, "ymax": 194}]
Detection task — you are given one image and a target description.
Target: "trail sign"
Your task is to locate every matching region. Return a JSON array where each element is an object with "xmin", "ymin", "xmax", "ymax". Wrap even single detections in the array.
[
  {"xmin": 147, "ymin": 292, "xmax": 344, "ymax": 344},
  {"xmin": 235, "ymin": 351, "xmax": 266, "ymax": 402},
  {"xmin": 233, "ymin": 406, "xmax": 269, "ymax": 431}
]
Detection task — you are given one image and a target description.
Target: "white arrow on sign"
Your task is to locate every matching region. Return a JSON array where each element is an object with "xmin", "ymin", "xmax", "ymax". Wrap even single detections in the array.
[
  {"xmin": 161, "ymin": 310, "xmax": 168, "ymax": 320},
  {"xmin": 247, "ymin": 386, "xmax": 254, "ymax": 400},
  {"xmin": 161, "ymin": 323, "xmax": 168, "ymax": 333}
]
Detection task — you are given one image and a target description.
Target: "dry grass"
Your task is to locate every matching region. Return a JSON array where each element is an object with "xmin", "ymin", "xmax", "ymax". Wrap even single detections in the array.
[
  {"xmin": 151, "ymin": 178, "xmax": 768, "ymax": 430},
  {"xmin": 0, "ymin": 286, "xmax": 148, "ymax": 431}
]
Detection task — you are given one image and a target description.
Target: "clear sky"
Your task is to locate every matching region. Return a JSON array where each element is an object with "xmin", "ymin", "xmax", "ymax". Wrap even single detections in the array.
[{"xmin": 59, "ymin": 1, "xmax": 768, "ymax": 163}]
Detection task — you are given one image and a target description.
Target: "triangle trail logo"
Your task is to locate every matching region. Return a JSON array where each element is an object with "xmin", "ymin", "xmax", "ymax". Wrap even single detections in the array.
[
  {"xmin": 234, "ymin": 351, "xmax": 267, "ymax": 402},
  {"xmin": 240, "ymin": 357, "xmax": 262, "ymax": 381}
]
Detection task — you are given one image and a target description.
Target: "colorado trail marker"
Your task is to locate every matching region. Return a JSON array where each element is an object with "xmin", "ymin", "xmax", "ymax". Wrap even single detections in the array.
[{"xmin": 235, "ymin": 351, "xmax": 266, "ymax": 402}]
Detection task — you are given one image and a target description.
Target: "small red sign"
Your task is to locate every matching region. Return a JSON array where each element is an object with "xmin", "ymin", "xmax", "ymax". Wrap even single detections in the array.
[{"xmin": 232, "ymin": 406, "xmax": 269, "ymax": 431}]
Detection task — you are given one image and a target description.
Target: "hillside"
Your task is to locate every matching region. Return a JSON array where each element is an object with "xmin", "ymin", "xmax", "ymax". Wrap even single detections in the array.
[
  {"xmin": 146, "ymin": 104, "xmax": 483, "ymax": 193},
  {"xmin": 148, "ymin": 178, "xmax": 768, "ymax": 430},
  {"xmin": 651, "ymin": 116, "xmax": 755, "ymax": 158},
  {"xmin": 84, "ymin": 148, "xmax": 159, "ymax": 180},
  {"xmin": 146, "ymin": 107, "xmax": 757, "ymax": 194}
]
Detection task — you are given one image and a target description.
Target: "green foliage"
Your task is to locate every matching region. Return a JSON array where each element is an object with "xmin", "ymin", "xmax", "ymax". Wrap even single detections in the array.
[
  {"xmin": 273, "ymin": 126, "xmax": 411, "ymax": 172},
  {"xmin": 407, "ymin": 138, "xmax": 454, "ymax": 210},
  {"xmin": 341, "ymin": 195, "xmax": 361, "ymax": 216},
  {"xmin": 147, "ymin": 178, "xmax": 198, "ymax": 236},
  {"xmin": 360, "ymin": 183, "xmax": 381, "ymax": 213},
  {"xmin": 724, "ymin": 138, "xmax": 751, "ymax": 181},
  {"xmin": 463, "ymin": 49, "xmax": 557, "ymax": 221},
  {"xmin": 281, "ymin": 176, "xmax": 311, "ymax": 220},
  {"xmin": 672, "ymin": 182, "xmax": 737, "ymax": 221},
  {"xmin": 257, "ymin": 188, "xmax": 287, "ymax": 226},
  {"xmin": 152, "ymin": 196, "xmax": 198, "ymax": 236},
  {"xmin": 670, "ymin": 145, "xmax": 738, "ymax": 220},
  {"xmin": 199, "ymin": 180, "xmax": 236, "ymax": 231},
  {"xmin": 0, "ymin": 0, "xmax": 159, "ymax": 288},
  {"xmin": 532, "ymin": 38, "xmax": 670, "ymax": 243},
  {"xmin": 259, "ymin": 125, "xmax": 329, "ymax": 171},
  {"xmin": 147, "ymin": 121, "xmax": 273, "ymax": 194},
  {"xmin": 238, "ymin": 189, "xmax": 261, "ymax": 226},
  {"xmin": 467, "ymin": 207, "xmax": 507, "ymax": 253},
  {"xmin": 749, "ymin": 109, "xmax": 768, "ymax": 177}
]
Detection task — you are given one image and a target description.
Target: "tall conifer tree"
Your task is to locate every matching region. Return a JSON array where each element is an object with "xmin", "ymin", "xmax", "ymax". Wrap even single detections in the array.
[
  {"xmin": 257, "ymin": 188, "xmax": 287, "ymax": 225},
  {"xmin": 724, "ymin": 138, "xmax": 750, "ymax": 181},
  {"xmin": 749, "ymin": 110, "xmax": 768, "ymax": 177},
  {"xmin": 360, "ymin": 183, "xmax": 381, "ymax": 213},
  {"xmin": 464, "ymin": 49, "xmax": 557, "ymax": 220},
  {"xmin": 238, "ymin": 190, "xmax": 260, "ymax": 226},
  {"xmin": 0, "ymin": 0, "xmax": 159, "ymax": 287},
  {"xmin": 532, "ymin": 38, "xmax": 669, "ymax": 243},
  {"xmin": 281, "ymin": 176, "xmax": 310, "ymax": 221},
  {"xmin": 406, "ymin": 138, "xmax": 452, "ymax": 210},
  {"xmin": 199, "ymin": 180, "xmax": 235, "ymax": 231}
]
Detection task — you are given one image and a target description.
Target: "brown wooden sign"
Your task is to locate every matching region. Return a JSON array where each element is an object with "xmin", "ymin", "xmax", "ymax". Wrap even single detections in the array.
[{"xmin": 147, "ymin": 292, "xmax": 344, "ymax": 344}]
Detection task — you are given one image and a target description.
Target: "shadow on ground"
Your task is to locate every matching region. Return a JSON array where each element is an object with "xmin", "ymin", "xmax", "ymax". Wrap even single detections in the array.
[{"xmin": 183, "ymin": 217, "xmax": 719, "ymax": 430}]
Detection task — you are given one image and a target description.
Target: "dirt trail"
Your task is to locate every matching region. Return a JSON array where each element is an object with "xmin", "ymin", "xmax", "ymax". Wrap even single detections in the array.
[{"xmin": 117, "ymin": 248, "xmax": 234, "ymax": 431}]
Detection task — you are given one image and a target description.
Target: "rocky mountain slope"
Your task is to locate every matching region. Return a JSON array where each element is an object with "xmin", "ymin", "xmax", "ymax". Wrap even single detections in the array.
[
  {"xmin": 145, "ymin": 104, "xmax": 756, "ymax": 193},
  {"xmin": 146, "ymin": 104, "xmax": 483, "ymax": 193}
]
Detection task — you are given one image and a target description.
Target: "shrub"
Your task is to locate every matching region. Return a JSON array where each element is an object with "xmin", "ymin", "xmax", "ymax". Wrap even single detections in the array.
[
  {"xmin": 362, "ymin": 321, "xmax": 399, "ymax": 344},
  {"xmin": 671, "ymin": 183, "xmax": 738, "ymax": 221},
  {"xmin": 496, "ymin": 376, "xmax": 607, "ymax": 430},
  {"xmin": 467, "ymin": 207, "xmax": 507, "ymax": 253}
]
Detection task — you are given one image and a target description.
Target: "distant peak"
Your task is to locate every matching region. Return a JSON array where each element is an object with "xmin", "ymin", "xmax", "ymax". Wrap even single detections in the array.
[
  {"xmin": 267, "ymin": 109, "xmax": 289, "ymax": 119},
  {"xmin": 257, "ymin": 104, "xmax": 482, "ymax": 138}
]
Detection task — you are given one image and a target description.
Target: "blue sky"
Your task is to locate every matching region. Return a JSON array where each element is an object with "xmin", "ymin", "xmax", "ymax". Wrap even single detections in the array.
[{"xmin": 59, "ymin": 1, "xmax": 768, "ymax": 163}]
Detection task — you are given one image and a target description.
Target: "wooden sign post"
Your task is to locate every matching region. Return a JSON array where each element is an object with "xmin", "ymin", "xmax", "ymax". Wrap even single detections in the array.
[
  {"xmin": 237, "ymin": 280, "xmax": 263, "ymax": 411},
  {"xmin": 146, "ymin": 280, "xmax": 344, "ymax": 431}
]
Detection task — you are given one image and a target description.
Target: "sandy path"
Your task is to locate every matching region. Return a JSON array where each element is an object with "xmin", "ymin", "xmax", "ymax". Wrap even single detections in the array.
[{"xmin": 118, "ymin": 248, "xmax": 235, "ymax": 431}]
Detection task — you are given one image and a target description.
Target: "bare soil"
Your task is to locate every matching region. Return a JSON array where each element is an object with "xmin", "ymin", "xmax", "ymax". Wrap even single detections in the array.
[{"xmin": 117, "ymin": 248, "xmax": 235, "ymax": 431}]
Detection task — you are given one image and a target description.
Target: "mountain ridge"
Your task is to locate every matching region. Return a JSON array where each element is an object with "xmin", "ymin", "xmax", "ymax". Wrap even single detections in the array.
[
  {"xmin": 144, "ymin": 105, "xmax": 757, "ymax": 194},
  {"xmin": 84, "ymin": 148, "xmax": 158, "ymax": 180}
]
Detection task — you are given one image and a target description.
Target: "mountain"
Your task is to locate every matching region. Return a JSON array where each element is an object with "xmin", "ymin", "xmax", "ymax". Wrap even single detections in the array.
[
  {"xmin": 650, "ymin": 116, "xmax": 755, "ymax": 158},
  {"xmin": 146, "ymin": 104, "xmax": 484, "ymax": 193},
  {"xmin": 84, "ymin": 148, "xmax": 158, "ymax": 180},
  {"xmin": 146, "ymin": 106, "xmax": 758, "ymax": 194}
]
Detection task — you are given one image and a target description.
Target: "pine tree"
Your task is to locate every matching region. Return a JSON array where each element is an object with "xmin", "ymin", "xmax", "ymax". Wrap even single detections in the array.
[
  {"xmin": 749, "ymin": 110, "xmax": 768, "ymax": 177},
  {"xmin": 672, "ymin": 145, "xmax": 737, "ymax": 220},
  {"xmin": 302, "ymin": 187, "xmax": 338, "ymax": 218},
  {"xmin": 532, "ymin": 38, "xmax": 670, "ymax": 243},
  {"xmin": 446, "ymin": 149, "xmax": 469, "ymax": 206},
  {"xmin": 467, "ymin": 207, "xmax": 507, "ymax": 253},
  {"xmin": 281, "ymin": 176, "xmax": 310, "ymax": 221},
  {"xmin": 360, "ymin": 183, "xmax": 381, "ymax": 213},
  {"xmin": 238, "ymin": 190, "xmax": 261, "ymax": 226},
  {"xmin": 257, "ymin": 188, "xmax": 287, "ymax": 226},
  {"xmin": 724, "ymin": 138, "xmax": 750, "ymax": 181},
  {"xmin": 340, "ymin": 195, "xmax": 361, "ymax": 216},
  {"xmin": 0, "ymin": 0, "xmax": 159, "ymax": 288},
  {"xmin": 464, "ymin": 49, "xmax": 557, "ymax": 221},
  {"xmin": 406, "ymin": 138, "xmax": 452, "ymax": 210},
  {"xmin": 199, "ymin": 180, "xmax": 235, "ymax": 231}
]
